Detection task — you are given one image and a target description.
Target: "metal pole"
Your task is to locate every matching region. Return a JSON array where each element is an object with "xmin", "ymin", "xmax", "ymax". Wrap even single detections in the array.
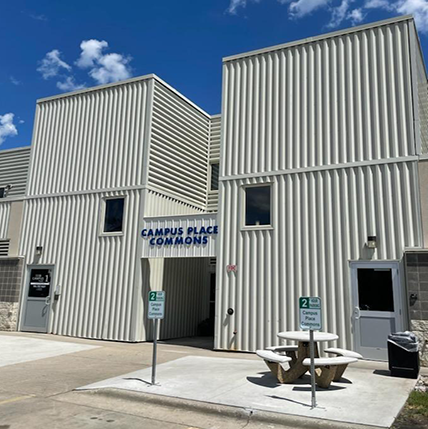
[
  {"xmin": 151, "ymin": 318, "xmax": 158, "ymax": 385},
  {"xmin": 309, "ymin": 329, "xmax": 316, "ymax": 408}
]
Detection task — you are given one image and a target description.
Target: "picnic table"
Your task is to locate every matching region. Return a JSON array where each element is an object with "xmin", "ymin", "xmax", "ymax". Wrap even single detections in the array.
[{"xmin": 274, "ymin": 331, "xmax": 338, "ymax": 383}]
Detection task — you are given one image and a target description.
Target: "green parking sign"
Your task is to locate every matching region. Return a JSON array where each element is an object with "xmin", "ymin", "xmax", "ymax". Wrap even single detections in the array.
[
  {"xmin": 148, "ymin": 291, "xmax": 165, "ymax": 319},
  {"xmin": 299, "ymin": 296, "xmax": 322, "ymax": 330}
]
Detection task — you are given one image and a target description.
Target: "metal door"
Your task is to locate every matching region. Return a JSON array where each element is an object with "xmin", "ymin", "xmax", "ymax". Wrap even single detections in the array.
[
  {"xmin": 21, "ymin": 267, "xmax": 53, "ymax": 333},
  {"xmin": 350, "ymin": 262, "xmax": 403, "ymax": 361}
]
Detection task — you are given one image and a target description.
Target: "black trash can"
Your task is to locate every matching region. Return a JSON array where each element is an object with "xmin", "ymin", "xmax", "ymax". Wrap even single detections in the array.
[{"xmin": 387, "ymin": 332, "xmax": 420, "ymax": 379}]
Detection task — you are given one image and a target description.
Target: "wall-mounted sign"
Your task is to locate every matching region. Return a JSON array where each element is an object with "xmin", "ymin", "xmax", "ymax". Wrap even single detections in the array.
[
  {"xmin": 28, "ymin": 269, "xmax": 51, "ymax": 298},
  {"xmin": 299, "ymin": 297, "xmax": 322, "ymax": 331},
  {"xmin": 142, "ymin": 225, "xmax": 219, "ymax": 247},
  {"xmin": 226, "ymin": 264, "xmax": 237, "ymax": 273}
]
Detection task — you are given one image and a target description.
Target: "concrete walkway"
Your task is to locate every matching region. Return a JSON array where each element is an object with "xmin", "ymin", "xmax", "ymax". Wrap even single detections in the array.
[
  {"xmin": 0, "ymin": 332, "xmax": 421, "ymax": 428},
  {"xmin": 79, "ymin": 355, "xmax": 417, "ymax": 428}
]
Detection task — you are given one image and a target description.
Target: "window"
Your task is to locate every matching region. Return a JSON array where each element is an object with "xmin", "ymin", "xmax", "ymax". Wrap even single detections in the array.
[
  {"xmin": 0, "ymin": 188, "xmax": 4, "ymax": 198},
  {"xmin": 210, "ymin": 163, "xmax": 219, "ymax": 191},
  {"xmin": 103, "ymin": 198, "xmax": 125, "ymax": 233},
  {"xmin": 245, "ymin": 185, "xmax": 271, "ymax": 226}
]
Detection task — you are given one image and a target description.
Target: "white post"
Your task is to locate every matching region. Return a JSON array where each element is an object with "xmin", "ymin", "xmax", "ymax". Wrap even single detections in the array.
[{"xmin": 309, "ymin": 329, "xmax": 316, "ymax": 408}]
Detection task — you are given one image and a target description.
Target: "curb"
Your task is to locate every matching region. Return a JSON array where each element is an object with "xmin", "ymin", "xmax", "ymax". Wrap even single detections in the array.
[{"xmin": 78, "ymin": 387, "xmax": 379, "ymax": 429}]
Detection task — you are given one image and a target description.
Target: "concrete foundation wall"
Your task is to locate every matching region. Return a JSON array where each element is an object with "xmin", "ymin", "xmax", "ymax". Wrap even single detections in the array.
[
  {"xmin": 405, "ymin": 252, "xmax": 428, "ymax": 365},
  {"xmin": 0, "ymin": 258, "xmax": 23, "ymax": 331}
]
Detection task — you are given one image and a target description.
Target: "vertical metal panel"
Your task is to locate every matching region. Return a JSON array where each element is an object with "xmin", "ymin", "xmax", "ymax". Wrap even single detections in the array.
[
  {"xmin": 0, "ymin": 147, "xmax": 31, "ymax": 197},
  {"xmin": 221, "ymin": 20, "xmax": 415, "ymax": 178},
  {"xmin": 409, "ymin": 22, "xmax": 428, "ymax": 154},
  {"xmin": 216, "ymin": 162, "xmax": 422, "ymax": 352},
  {"xmin": 207, "ymin": 114, "xmax": 221, "ymax": 212},
  {"xmin": 148, "ymin": 81, "xmax": 210, "ymax": 208},
  {"xmin": 19, "ymin": 190, "xmax": 142, "ymax": 341},
  {"xmin": 28, "ymin": 79, "xmax": 152, "ymax": 195},
  {"xmin": 0, "ymin": 202, "xmax": 11, "ymax": 238},
  {"xmin": 217, "ymin": 18, "xmax": 422, "ymax": 353}
]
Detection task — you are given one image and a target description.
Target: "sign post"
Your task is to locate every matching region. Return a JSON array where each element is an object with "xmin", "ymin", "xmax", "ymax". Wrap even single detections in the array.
[
  {"xmin": 299, "ymin": 297, "xmax": 322, "ymax": 409},
  {"xmin": 148, "ymin": 291, "xmax": 165, "ymax": 385}
]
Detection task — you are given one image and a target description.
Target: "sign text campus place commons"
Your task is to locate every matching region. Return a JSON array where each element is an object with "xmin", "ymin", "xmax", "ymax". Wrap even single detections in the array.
[{"xmin": 142, "ymin": 225, "xmax": 219, "ymax": 246}]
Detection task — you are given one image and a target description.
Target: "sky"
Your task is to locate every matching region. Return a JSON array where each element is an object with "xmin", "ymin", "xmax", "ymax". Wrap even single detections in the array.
[{"xmin": 1, "ymin": 0, "xmax": 427, "ymax": 150}]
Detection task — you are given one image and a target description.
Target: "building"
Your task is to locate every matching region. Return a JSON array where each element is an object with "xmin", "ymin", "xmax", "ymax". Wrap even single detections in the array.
[{"xmin": 0, "ymin": 15, "xmax": 427, "ymax": 362}]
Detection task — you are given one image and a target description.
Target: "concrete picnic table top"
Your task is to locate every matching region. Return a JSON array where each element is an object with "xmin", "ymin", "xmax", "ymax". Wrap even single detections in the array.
[{"xmin": 277, "ymin": 331, "xmax": 338, "ymax": 342}]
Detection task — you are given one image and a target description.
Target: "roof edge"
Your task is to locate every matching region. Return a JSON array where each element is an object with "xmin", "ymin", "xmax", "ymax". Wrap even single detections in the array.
[
  {"xmin": 36, "ymin": 73, "xmax": 156, "ymax": 103},
  {"xmin": 223, "ymin": 15, "xmax": 414, "ymax": 63},
  {"xmin": 0, "ymin": 145, "xmax": 31, "ymax": 154}
]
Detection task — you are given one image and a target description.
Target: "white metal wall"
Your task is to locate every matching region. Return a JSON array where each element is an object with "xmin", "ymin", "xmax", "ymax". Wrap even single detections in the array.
[
  {"xmin": 216, "ymin": 17, "xmax": 423, "ymax": 352},
  {"xmin": 29, "ymin": 79, "xmax": 153, "ymax": 195},
  {"xmin": 221, "ymin": 19, "xmax": 415, "ymax": 178},
  {"xmin": 0, "ymin": 202, "xmax": 10, "ymax": 238},
  {"xmin": 148, "ymin": 80, "xmax": 210, "ymax": 209},
  {"xmin": 19, "ymin": 190, "xmax": 142, "ymax": 341},
  {"xmin": 207, "ymin": 114, "xmax": 221, "ymax": 212},
  {"xmin": 144, "ymin": 189, "xmax": 203, "ymax": 217},
  {"xmin": 0, "ymin": 147, "xmax": 31, "ymax": 197},
  {"xmin": 216, "ymin": 162, "xmax": 422, "ymax": 352}
]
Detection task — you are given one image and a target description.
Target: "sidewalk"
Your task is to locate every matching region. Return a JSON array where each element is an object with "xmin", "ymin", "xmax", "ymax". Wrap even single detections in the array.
[{"xmin": 0, "ymin": 332, "xmax": 420, "ymax": 429}]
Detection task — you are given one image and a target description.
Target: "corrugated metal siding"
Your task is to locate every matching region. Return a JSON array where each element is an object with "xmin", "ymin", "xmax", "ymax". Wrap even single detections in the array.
[
  {"xmin": 0, "ymin": 202, "xmax": 11, "ymax": 238},
  {"xmin": 142, "ymin": 258, "xmax": 210, "ymax": 340},
  {"xmin": 0, "ymin": 147, "xmax": 31, "ymax": 197},
  {"xmin": 144, "ymin": 189, "xmax": 203, "ymax": 217},
  {"xmin": 216, "ymin": 162, "xmax": 422, "ymax": 352},
  {"xmin": 207, "ymin": 115, "xmax": 221, "ymax": 212},
  {"xmin": 414, "ymin": 43, "xmax": 428, "ymax": 153},
  {"xmin": 142, "ymin": 213, "xmax": 218, "ymax": 258},
  {"xmin": 221, "ymin": 20, "xmax": 414, "ymax": 177},
  {"xmin": 28, "ymin": 79, "xmax": 152, "ymax": 196},
  {"xmin": 148, "ymin": 80, "xmax": 210, "ymax": 209},
  {"xmin": 19, "ymin": 190, "xmax": 142, "ymax": 341}
]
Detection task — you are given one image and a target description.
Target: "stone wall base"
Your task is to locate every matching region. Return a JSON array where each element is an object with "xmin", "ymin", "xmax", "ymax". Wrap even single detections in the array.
[
  {"xmin": 0, "ymin": 301, "xmax": 19, "ymax": 331},
  {"xmin": 411, "ymin": 320, "xmax": 428, "ymax": 367}
]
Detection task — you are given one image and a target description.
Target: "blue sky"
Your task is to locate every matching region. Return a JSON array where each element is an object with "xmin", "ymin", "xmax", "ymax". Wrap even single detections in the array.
[{"xmin": 1, "ymin": 0, "xmax": 427, "ymax": 150}]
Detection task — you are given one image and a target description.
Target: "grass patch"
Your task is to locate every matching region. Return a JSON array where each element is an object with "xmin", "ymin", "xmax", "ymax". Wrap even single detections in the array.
[{"xmin": 406, "ymin": 391, "xmax": 428, "ymax": 417}]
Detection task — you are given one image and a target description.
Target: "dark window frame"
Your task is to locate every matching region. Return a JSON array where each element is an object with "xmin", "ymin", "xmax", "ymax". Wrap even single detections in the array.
[
  {"xmin": 102, "ymin": 197, "xmax": 126, "ymax": 235},
  {"xmin": 210, "ymin": 162, "xmax": 220, "ymax": 191},
  {"xmin": 243, "ymin": 184, "xmax": 272, "ymax": 228}
]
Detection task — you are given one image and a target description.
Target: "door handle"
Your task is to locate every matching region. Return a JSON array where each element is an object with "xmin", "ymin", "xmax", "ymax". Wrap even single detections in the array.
[
  {"xmin": 353, "ymin": 306, "xmax": 361, "ymax": 320},
  {"xmin": 45, "ymin": 296, "xmax": 51, "ymax": 305}
]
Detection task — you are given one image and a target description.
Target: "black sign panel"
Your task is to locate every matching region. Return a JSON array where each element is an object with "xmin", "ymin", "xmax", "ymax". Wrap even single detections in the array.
[{"xmin": 28, "ymin": 269, "xmax": 51, "ymax": 298}]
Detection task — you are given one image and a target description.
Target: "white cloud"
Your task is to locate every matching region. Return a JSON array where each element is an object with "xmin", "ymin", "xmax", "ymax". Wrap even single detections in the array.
[
  {"xmin": 286, "ymin": 0, "xmax": 331, "ymax": 18},
  {"xmin": 226, "ymin": 0, "xmax": 261, "ymax": 14},
  {"xmin": 76, "ymin": 39, "xmax": 132, "ymax": 85},
  {"xmin": 327, "ymin": 0, "xmax": 352, "ymax": 27},
  {"xmin": 56, "ymin": 76, "xmax": 86, "ymax": 92},
  {"xmin": 0, "ymin": 113, "xmax": 18, "ymax": 146},
  {"xmin": 89, "ymin": 53, "xmax": 132, "ymax": 85},
  {"xmin": 348, "ymin": 8, "xmax": 365, "ymax": 24},
  {"xmin": 29, "ymin": 13, "xmax": 48, "ymax": 21},
  {"xmin": 76, "ymin": 39, "xmax": 108, "ymax": 68},
  {"xmin": 364, "ymin": 0, "xmax": 394, "ymax": 10},
  {"xmin": 37, "ymin": 49, "xmax": 71, "ymax": 79},
  {"xmin": 396, "ymin": 0, "xmax": 428, "ymax": 33},
  {"xmin": 10, "ymin": 76, "xmax": 21, "ymax": 86}
]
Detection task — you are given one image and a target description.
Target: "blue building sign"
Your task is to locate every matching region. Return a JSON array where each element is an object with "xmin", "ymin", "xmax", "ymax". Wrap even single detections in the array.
[{"xmin": 142, "ymin": 225, "xmax": 219, "ymax": 246}]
